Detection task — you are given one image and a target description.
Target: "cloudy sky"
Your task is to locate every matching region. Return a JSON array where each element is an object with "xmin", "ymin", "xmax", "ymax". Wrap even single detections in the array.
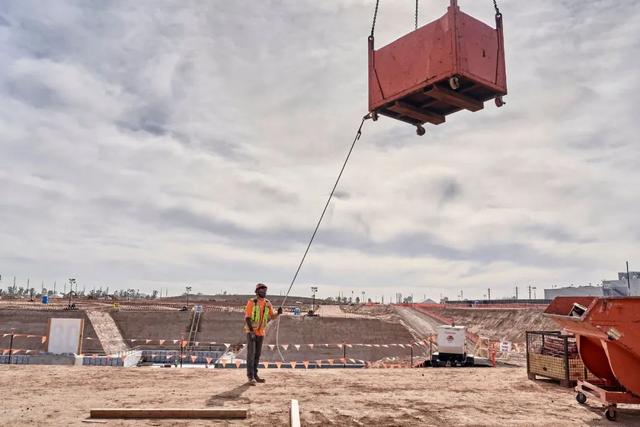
[{"xmin": 1, "ymin": 0, "xmax": 639, "ymax": 301}]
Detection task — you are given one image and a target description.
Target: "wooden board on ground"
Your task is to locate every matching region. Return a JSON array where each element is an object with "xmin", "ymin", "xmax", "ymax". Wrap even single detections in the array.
[
  {"xmin": 90, "ymin": 408, "xmax": 247, "ymax": 419},
  {"xmin": 290, "ymin": 399, "xmax": 301, "ymax": 427}
]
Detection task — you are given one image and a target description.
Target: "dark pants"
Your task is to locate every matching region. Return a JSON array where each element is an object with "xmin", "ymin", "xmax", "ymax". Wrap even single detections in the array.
[{"xmin": 246, "ymin": 333, "xmax": 264, "ymax": 379}]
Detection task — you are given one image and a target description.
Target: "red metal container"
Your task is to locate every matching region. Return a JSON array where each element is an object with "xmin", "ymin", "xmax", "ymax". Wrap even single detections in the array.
[
  {"xmin": 544, "ymin": 297, "xmax": 640, "ymax": 420},
  {"xmin": 368, "ymin": 0, "xmax": 507, "ymax": 133}
]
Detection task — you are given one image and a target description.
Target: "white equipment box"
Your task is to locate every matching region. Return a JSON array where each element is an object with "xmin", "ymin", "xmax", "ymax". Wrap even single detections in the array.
[{"xmin": 436, "ymin": 325, "xmax": 466, "ymax": 355}]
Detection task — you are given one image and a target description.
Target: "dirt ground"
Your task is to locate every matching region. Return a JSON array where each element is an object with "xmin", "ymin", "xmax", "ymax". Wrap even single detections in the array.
[{"xmin": 2, "ymin": 366, "xmax": 639, "ymax": 426}]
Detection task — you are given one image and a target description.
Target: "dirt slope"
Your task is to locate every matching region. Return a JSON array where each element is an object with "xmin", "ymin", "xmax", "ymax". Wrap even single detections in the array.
[{"xmin": 421, "ymin": 307, "xmax": 558, "ymax": 343}]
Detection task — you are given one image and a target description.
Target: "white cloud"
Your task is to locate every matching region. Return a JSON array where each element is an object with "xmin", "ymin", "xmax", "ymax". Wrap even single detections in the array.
[{"xmin": 1, "ymin": 0, "xmax": 639, "ymax": 300}]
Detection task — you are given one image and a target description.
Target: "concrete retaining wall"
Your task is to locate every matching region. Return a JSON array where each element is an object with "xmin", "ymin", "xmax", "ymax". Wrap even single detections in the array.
[
  {"xmin": 140, "ymin": 350, "xmax": 224, "ymax": 364},
  {"xmin": 80, "ymin": 350, "xmax": 142, "ymax": 367},
  {"xmin": 0, "ymin": 355, "xmax": 30, "ymax": 364},
  {"xmin": 1, "ymin": 354, "xmax": 76, "ymax": 365}
]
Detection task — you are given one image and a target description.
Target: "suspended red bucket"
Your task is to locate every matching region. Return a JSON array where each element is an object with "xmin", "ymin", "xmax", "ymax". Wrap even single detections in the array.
[{"xmin": 368, "ymin": 0, "xmax": 507, "ymax": 134}]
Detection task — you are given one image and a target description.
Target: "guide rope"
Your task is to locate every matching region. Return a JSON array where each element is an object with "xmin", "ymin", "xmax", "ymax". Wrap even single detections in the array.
[{"xmin": 274, "ymin": 114, "xmax": 372, "ymax": 361}]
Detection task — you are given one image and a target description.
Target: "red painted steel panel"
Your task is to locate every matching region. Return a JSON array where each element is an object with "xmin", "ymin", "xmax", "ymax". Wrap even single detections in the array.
[
  {"xmin": 578, "ymin": 335, "xmax": 616, "ymax": 382},
  {"xmin": 369, "ymin": 12, "xmax": 454, "ymax": 109},
  {"xmin": 457, "ymin": 12, "xmax": 506, "ymax": 90},
  {"xmin": 605, "ymin": 341, "xmax": 640, "ymax": 396}
]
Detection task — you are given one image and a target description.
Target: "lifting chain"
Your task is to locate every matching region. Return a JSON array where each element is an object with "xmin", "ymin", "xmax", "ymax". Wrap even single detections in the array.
[
  {"xmin": 370, "ymin": 0, "xmax": 380, "ymax": 38},
  {"xmin": 493, "ymin": 0, "xmax": 501, "ymax": 17},
  {"xmin": 371, "ymin": 1, "xmax": 499, "ymax": 38}
]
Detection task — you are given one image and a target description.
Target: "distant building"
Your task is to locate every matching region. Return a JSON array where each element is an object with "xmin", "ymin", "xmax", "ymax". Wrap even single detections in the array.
[
  {"xmin": 544, "ymin": 285, "xmax": 603, "ymax": 300},
  {"xmin": 544, "ymin": 271, "xmax": 640, "ymax": 299},
  {"xmin": 602, "ymin": 272, "xmax": 640, "ymax": 297}
]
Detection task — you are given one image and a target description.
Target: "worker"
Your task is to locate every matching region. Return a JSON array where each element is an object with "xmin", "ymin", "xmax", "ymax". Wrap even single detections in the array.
[{"xmin": 244, "ymin": 283, "xmax": 282, "ymax": 385}]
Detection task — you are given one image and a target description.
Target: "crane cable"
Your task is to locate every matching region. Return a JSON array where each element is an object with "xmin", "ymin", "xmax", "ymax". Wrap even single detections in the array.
[
  {"xmin": 370, "ymin": 0, "xmax": 380, "ymax": 38},
  {"xmin": 274, "ymin": 113, "xmax": 372, "ymax": 361},
  {"xmin": 371, "ymin": 0, "xmax": 501, "ymax": 38}
]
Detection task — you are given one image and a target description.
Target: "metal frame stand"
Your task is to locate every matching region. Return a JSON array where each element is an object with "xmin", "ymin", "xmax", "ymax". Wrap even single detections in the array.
[{"xmin": 575, "ymin": 380, "xmax": 640, "ymax": 421}]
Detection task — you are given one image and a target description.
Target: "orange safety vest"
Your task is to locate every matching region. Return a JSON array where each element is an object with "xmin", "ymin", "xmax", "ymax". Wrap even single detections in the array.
[{"xmin": 244, "ymin": 298, "xmax": 270, "ymax": 335}]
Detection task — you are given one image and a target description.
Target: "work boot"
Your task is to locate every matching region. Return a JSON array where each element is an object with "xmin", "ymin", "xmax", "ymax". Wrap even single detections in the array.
[
  {"xmin": 247, "ymin": 378, "xmax": 257, "ymax": 386},
  {"xmin": 254, "ymin": 376, "xmax": 266, "ymax": 383}
]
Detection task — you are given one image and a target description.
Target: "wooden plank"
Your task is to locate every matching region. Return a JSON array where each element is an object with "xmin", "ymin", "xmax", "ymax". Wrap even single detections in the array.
[
  {"xmin": 389, "ymin": 102, "xmax": 445, "ymax": 125},
  {"xmin": 378, "ymin": 110, "xmax": 421, "ymax": 125},
  {"xmin": 290, "ymin": 399, "xmax": 301, "ymax": 427},
  {"xmin": 423, "ymin": 86, "xmax": 483, "ymax": 112},
  {"xmin": 90, "ymin": 408, "xmax": 247, "ymax": 419}
]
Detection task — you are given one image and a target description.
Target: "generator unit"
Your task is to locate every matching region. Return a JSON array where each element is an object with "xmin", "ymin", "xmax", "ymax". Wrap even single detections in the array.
[{"xmin": 431, "ymin": 325, "xmax": 474, "ymax": 367}]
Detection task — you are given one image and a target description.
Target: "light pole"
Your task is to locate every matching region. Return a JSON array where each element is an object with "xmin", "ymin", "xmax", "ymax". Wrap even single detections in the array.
[
  {"xmin": 362, "ymin": 291, "xmax": 365, "ymax": 304},
  {"xmin": 185, "ymin": 286, "xmax": 192, "ymax": 306},
  {"xmin": 310, "ymin": 286, "xmax": 318, "ymax": 312},
  {"xmin": 68, "ymin": 278, "xmax": 76, "ymax": 307},
  {"xmin": 7, "ymin": 328, "xmax": 15, "ymax": 364}
]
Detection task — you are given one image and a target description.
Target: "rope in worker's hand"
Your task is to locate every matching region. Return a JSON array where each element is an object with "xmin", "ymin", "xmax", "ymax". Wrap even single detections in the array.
[{"xmin": 275, "ymin": 114, "xmax": 372, "ymax": 361}]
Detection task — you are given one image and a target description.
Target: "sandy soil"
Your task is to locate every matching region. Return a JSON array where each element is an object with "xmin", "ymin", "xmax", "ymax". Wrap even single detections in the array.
[{"xmin": 2, "ymin": 366, "xmax": 639, "ymax": 426}]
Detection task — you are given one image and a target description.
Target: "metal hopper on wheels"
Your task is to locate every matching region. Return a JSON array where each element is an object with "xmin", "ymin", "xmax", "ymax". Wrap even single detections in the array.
[{"xmin": 544, "ymin": 297, "xmax": 640, "ymax": 421}]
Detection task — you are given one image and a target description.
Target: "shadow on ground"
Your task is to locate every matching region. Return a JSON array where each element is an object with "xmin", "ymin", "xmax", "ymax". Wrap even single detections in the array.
[{"xmin": 206, "ymin": 383, "xmax": 252, "ymax": 406}]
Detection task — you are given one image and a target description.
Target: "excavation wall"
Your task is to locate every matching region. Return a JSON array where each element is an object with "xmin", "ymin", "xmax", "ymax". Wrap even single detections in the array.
[
  {"xmin": 111, "ymin": 310, "xmax": 246, "ymax": 349},
  {"xmin": 0, "ymin": 309, "xmax": 103, "ymax": 353},
  {"xmin": 259, "ymin": 316, "xmax": 419, "ymax": 363},
  {"xmin": 416, "ymin": 306, "xmax": 557, "ymax": 343}
]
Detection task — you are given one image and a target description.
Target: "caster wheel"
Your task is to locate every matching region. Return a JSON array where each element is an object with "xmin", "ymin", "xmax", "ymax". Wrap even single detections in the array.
[
  {"xmin": 371, "ymin": 111, "xmax": 378, "ymax": 121},
  {"xmin": 576, "ymin": 393, "xmax": 587, "ymax": 404},
  {"xmin": 416, "ymin": 125, "xmax": 426, "ymax": 136},
  {"xmin": 495, "ymin": 96, "xmax": 505, "ymax": 107},
  {"xmin": 604, "ymin": 407, "xmax": 617, "ymax": 421},
  {"xmin": 448, "ymin": 76, "xmax": 461, "ymax": 90}
]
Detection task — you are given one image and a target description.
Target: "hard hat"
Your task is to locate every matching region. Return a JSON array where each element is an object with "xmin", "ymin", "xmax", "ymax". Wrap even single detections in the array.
[{"xmin": 255, "ymin": 283, "xmax": 267, "ymax": 291}]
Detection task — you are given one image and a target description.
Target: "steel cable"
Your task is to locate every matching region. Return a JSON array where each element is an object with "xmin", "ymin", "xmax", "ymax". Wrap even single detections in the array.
[
  {"xmin": 370, "ymin": 0, "xmax": 380, "ymax": 38},
  {"xmin": 274, "ymin": 114, "xmax": 371, "ymax": 361}
]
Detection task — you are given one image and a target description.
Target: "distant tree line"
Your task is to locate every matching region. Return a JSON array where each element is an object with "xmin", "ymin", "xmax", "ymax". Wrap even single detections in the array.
[{"xmin": 0, "ymin": 284, "xmax": 165, "ymax": 301}]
